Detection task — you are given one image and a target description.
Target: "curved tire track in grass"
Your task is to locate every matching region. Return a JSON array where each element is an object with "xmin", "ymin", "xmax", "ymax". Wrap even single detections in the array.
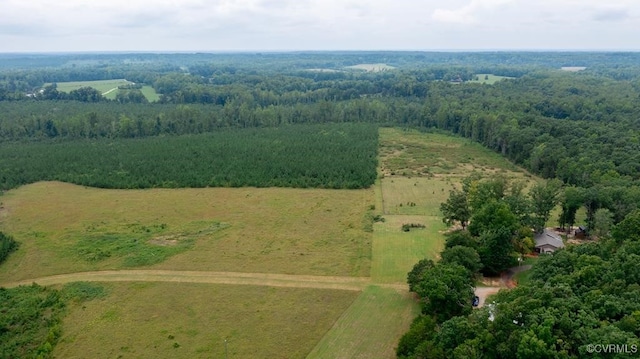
[{"xmin": 0, "ymin": 270, "xmax": 377, "ymax": 291}]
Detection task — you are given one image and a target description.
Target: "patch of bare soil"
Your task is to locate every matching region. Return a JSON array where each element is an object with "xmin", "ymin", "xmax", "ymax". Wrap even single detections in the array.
[{"xmin": 148, "ymin": 235, "xmax": 180, "ymax": 246}]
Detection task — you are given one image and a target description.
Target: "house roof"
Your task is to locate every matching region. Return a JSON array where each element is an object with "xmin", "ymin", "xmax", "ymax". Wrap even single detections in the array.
[{"xmin": 534, "ymin": 229, "xmax": 565, "ymax": 249}]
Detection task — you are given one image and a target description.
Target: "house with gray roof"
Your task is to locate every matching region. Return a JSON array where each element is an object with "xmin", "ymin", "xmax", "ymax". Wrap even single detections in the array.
[{"xmin": 534, "ymin": 229, "xmax": 565, "ymax": 253}]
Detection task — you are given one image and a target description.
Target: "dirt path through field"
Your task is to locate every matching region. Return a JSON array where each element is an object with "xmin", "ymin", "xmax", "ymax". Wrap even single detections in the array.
[
  {"xmin": 1, "ymin": 270, "xmax": 383, "ymax": 291},
  {"xmin": 102, "ymin": 87, "xmax": 118, "ymax": 95}
]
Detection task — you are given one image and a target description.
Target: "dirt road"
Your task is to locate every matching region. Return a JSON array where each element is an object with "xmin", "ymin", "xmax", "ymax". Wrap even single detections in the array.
[
  {"xmin": 475, "ymin": 286, "xmax": 502, "ymax": 308},
  {"xmin": 1, "ymin": 270, "xmax": 375, "ymax": 291}
]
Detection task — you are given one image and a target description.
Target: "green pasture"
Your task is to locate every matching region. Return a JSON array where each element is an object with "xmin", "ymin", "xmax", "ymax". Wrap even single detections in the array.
[
  {"xmin": 306, "ymin": 285, "xmax": 419, "ymax": 359},
  {"xmin": 371, "ymin": 215, "xmax": 444, "ymax": 283},
  {"xmin": 141, "ymin": 85, "xmax": 161, "ymax": 102},
  {"xmin": 54, "ymin": 282, "xmax": 358, "ymax": 359},
  {"xmin": 0, "ymin": 126, "xmax": 542, "ymax": 359}
]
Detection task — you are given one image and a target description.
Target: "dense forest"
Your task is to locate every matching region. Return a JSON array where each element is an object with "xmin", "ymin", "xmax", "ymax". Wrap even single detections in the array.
[
  {"xmin": 399, "ymin": 210, "xmax": 640, "ymax": 358},
  {"xmin": 0, "ymin": 123, "xmax": 378, "ymax": 190}
]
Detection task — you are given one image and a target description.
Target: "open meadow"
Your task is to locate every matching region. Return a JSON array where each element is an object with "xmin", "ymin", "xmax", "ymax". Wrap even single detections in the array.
[
  {"xmin": 0, "ymin": 181, "xmax": 372, "ymax": 281},
  {"xmin": 54, "ymin": 282, "xmax": 359, "ymax": 358}
]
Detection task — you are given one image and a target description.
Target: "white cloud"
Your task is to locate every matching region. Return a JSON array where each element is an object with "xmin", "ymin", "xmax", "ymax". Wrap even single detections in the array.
[
  {"xmin": 432, "ymin": 0, "xmax": 515, "ymax": 24},
  {"xmin": 0, "ymin": 0, "xmax": 639, "ymax": 51}
]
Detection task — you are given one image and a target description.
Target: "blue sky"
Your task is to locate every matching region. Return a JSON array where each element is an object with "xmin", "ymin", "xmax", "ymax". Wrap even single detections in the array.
[{"xmin": 1, "ymin": 0, "xmax": 639, "ymax": 52}]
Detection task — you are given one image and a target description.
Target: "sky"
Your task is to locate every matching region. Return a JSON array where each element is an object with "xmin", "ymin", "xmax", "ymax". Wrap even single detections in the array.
[{"xmin": 1, "ymin": 0, "xmax": 639, "ymax": 52}]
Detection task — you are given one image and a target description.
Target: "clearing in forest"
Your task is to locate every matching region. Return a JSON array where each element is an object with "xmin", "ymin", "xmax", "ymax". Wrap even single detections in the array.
[
  {"xmin": 45, "ymin": 79, "xmax": 160, "ymax": 101},
  {"xmin": 49, "ymin": 79, "xmax": 132, "ymax": 95},
  {"xmin": 468, "ymin": 73, "xmax": 515, "ymax": 84}
]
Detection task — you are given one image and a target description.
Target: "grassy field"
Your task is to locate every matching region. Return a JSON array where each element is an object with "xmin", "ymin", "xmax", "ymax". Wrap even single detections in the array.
[
  {"xmin": 141, "ymin": 85, "xmax": 161, "ymax": 102},
  {"xmin": 306, "ymin": 285, "xmax": 419, "ymax": 359},
  {"xmin": 51, "ymin": 79, "xmax": 132, "ymax": 95},
  {"xmin": 345, "ymin": 63, "xmax": 396, "ymax": 72},
  {"xmin": 373, "ymin": 128, "xmax": 534, "ymax": 284},
  {"xmin": 0, "ymin": 181, "xmax": 372, "ymax": 281},
  {"xmin": 469, "ymin": 74, "xmax": 515, "ymax": 84},
  {"xmin": 54, "ymin": 282, "xmax": 358, "ymax": 359},
  {"xmin": 371, "ymin": 216, "xmax": 444, "ymax": 283},
  {"xmin": 378, "ymin": 128, "xmax": 525, "ymax": 178},
  {"xmin": 46, "ymin": 79, "xmax": 160, "ymax": 101},
  {"xmin": 380, "ymin": 177, "xmax": 451, "ymax": 216}
]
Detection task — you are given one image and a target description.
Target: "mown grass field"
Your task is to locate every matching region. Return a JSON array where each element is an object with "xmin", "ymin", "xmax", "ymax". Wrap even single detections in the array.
[
  {"xmin": 141, "ymin": 85, "xmax": 161, "ymax": 102},
  {"xmin": 0, "ymin": 181, "xmax": 372, "ymax": 281},
  {"xmin": 51, "ymin": 79, "xmax": 132, "ymax": 95},
  {"xmin": 306, "ymin": 285, "xmax": 418, "ymax": 359},
  {"xmin": 46, "ymin": 79, "xmax": 160, "ymax": 101},
  {"xmin": 54, "ymin": 282, "xmax": 358, "ymax": 359},
  {"xmin": 469, "ymin": 73, "xmax": 515, "ymax": 84},
  {"xmin": 371, "ymin": 216, "xmax": 444, "ymax": 283}
]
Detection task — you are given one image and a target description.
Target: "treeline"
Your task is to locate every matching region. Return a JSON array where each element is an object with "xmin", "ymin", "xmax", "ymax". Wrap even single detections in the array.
[
  {"xmin": 0, "ymin": 123, "xmax": 378, "ymax": 191},
  {"xmin": 398, "ymin": 211, "xmax": 640, "ymax": 358},
  {"xmin": 1, "ymin": 72, "xmax": 639, "ymax": 188}
]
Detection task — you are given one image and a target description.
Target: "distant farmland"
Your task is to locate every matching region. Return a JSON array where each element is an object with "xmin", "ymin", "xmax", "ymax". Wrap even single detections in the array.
[
  {"xmin": 345, "ymin": 63, "xmax": 396, "ymax": 72},
  {"xmin": 46, "ymin": 79, "xmax": 160, "ymax": 102},
  {"xmin": 469, "ymin": 73, "xmax": 514, "ymax": 84}
]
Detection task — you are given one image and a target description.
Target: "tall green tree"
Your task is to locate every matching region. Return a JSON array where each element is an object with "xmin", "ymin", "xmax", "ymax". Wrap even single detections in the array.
[
  {"xmin": 440, "ymin": 189, "xmax": 471, "ymax": 229},
  {"xmin": 530, "ymin": 179, "xmax": 562, "ymax": 232},
  {"xmin": 413, "ymin": 263, "xmax": 475, "ymax": 322},
  {"xmin": 478, "ymin": 227, "xmax": 518, "ymax": 275},
  {"xmin": 468, "ymin": 200, "xmax": 518, "ymax": 237},
  {"xmin": 558, "ymin": 186, "xmax": 584, "ymax": 232},
  {"xmin": 440, "ymin": 246, "xmax": 482, "ymax": 279}
]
